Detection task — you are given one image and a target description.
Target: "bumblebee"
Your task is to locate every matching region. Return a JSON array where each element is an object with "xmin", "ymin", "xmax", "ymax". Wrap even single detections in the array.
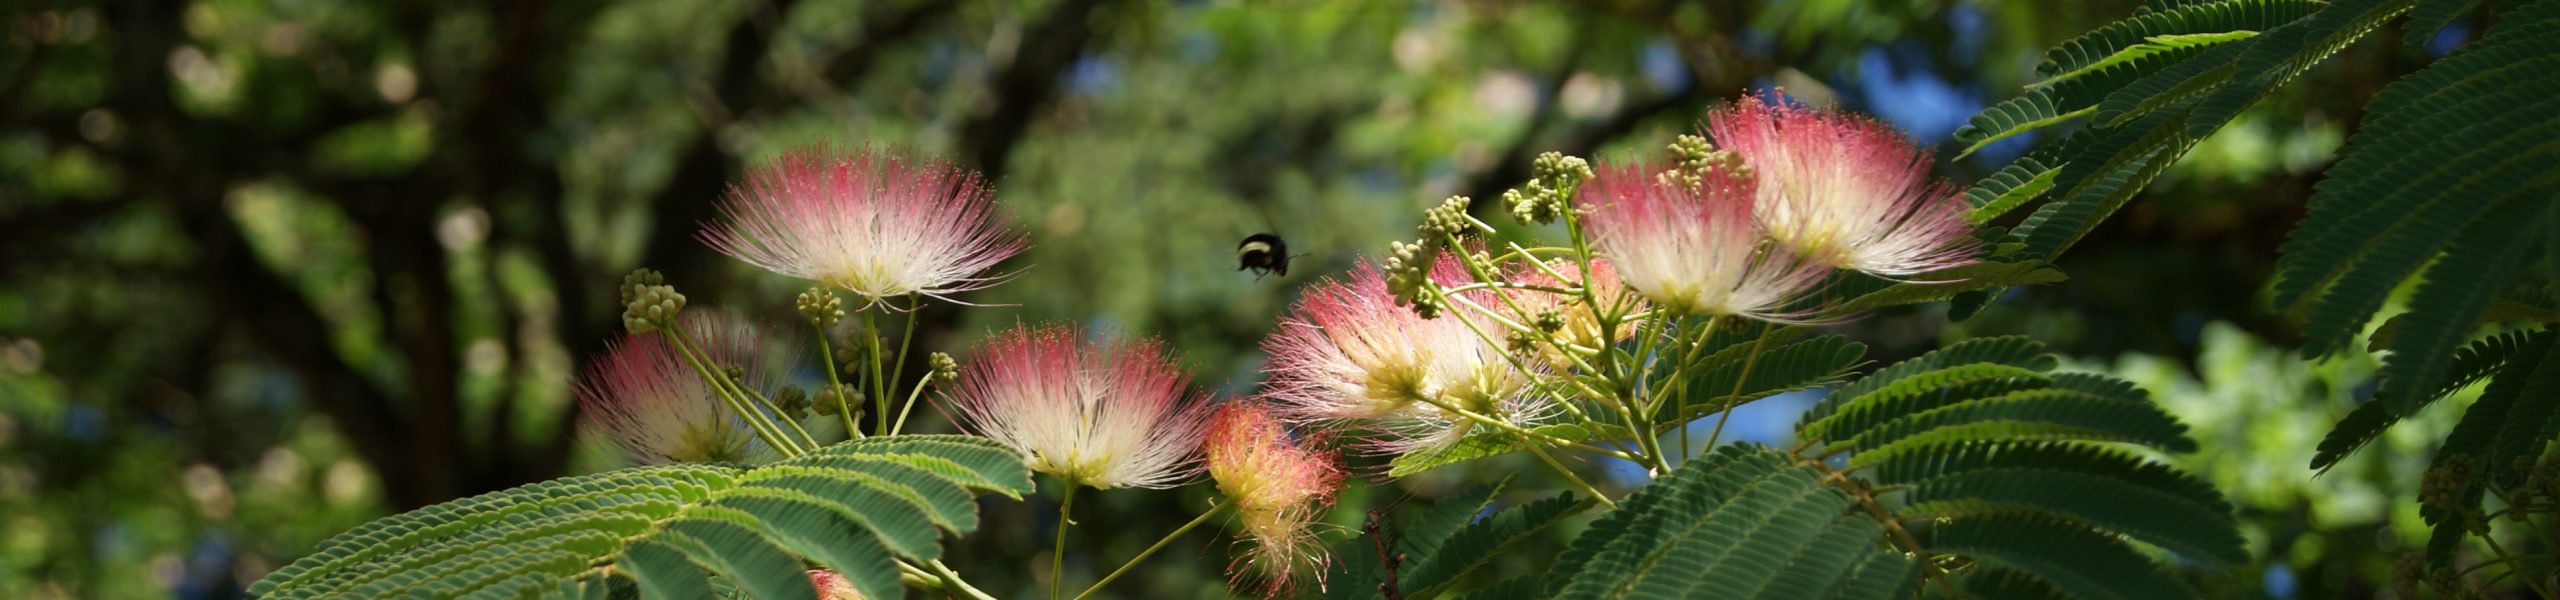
[{"xmin": 1237, "ymin": 233, "xmax": 1302, "ymax": 280}]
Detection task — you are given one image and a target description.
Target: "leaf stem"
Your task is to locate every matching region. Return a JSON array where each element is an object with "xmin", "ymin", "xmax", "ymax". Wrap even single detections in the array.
[
  {"xmin": 1702, "ymin": 321, "xmax": 1773, "ymax": 450},
  {"xmin": 923, "ymin": 559, "xmax": 999, "ymax": 600},
  {"xmin": 865, "ymin": 309, "xmax": 890, "ymax": 436},
  {"xmin": 1073, "ymin": 500, "xmax": 1231, "ymax": 600},
  {"xmin": 812, "ymin": 316, "xmax": 861, "ymax": 439},
  {"xmin": 885, "ymin": 294, "xmax": 924, "ymax": 432},
  {"xmin": 1407, "ymin": 393, "xmax": 1641, "ymax": 463},
  {"xmin": 663, "ymin": 321, "xmax": 805, "ymax": 455},
  {"xmin": 1052, "ymin": 482, "xmax": 1079, "ymax": 600},
  {"xmin": 1526, "ymin": 443, "xmax": 1616, "ymax": 509}
]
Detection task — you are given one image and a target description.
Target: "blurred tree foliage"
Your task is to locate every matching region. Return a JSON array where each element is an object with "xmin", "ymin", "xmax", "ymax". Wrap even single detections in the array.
[{"xmin": 0, "ymin": 0, "xmax": 2437, "ymax": 597}]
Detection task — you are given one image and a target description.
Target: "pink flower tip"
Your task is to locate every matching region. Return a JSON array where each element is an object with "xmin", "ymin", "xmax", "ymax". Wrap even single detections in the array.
[
  {"xmin": 574, "ymin": 312, "xmax": 785, "ymax": 465},
  {"xmin": 1705, "ymin": 94, "xmax": 1978, "ymax": 277},
  {"xmin": 945, "ymin": 323, "xmax": 1212, "ymax": 489},
  {"xmin": 1579, "ymin": 161, "xmax": 1830, "ymax": 320},
  {"xmin": 1259, "ymin": 256, "xmax": 1552, "ymax": 455},
  {"xmin": 700, "ymin": 146, "xmax": 1026, "ymax": 305}
]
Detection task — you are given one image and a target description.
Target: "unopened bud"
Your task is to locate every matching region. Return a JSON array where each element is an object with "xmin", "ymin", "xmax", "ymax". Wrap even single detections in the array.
[{"xmin": 796, "ymin": 288, "xmax": 845, "ymax": 328}]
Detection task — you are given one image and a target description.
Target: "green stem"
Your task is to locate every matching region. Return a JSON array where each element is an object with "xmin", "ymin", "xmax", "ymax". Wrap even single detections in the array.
[
  {"xmin": 923, "ymin": 559, "xmax": 999, "ymax": 600},
  {"xmin": 1665, "ymin": 318, "xmax": 1721, "ymax": 462},
  {"xmin": 1526, "ymin": 444, "xmax": 1617, "ymax": 509},
  {"xmin": 864, "ymin": 309, "xmax": 890, "ymax": 436},
  {"xmin": 1702, "ymin": 321, "xmax": 1773, "ymax": 450},
  {"xmin": 1408, "ymin": 393, "xmax": 1642, "ymax": 463},
  {"xmin": 813, "ymin": 316, "xmax": 861, "ymax": 439},
  {"xmin": 1072, "ymin": 501, "xmax": 1231, "ymax": 600},
  {"xmin": 890, "ymin": 374, "xmax": 933, "ymax": 436},
  {"xmin": 884, "ymin": 294, "xmax": 923, "ymax": 432},
  {"xmin": 663, "ymin": 323, "xmax": 803, "ymax": 455},
  {"xmin": 1051, "ymin": 483, "xmax": 1080, "ymax": 600},
  {"xmin": 735, "ymin": 382, "xmax": 821, "ymax": 450},
  {"xmin": 670, "ymin": 323, "xmax": 819, "ymax": 451},
  {"xmin": 2480, "ymin": 527, "xmax": 2556, "ymax": 598}
]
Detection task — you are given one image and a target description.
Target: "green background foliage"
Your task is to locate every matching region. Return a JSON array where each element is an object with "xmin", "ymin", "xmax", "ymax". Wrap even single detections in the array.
[{"xmin": 1, "ymin": 0, "xmax": 2530, "ymax": 597}]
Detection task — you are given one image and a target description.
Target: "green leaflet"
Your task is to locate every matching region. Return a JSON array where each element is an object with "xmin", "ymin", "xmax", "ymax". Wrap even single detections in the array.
[
  {"xmin": 1387, "ymin": 423, "xmax": 1633, "ymax": 477},
  {"xmin": 1399, "ymin": 492, "xmax": 1591, "ymax": 598},
  {"xmin": 2035, "ymin": 31, "xmax": 2261, "ymax": 89},
  {"xmin": 249, "ymin": 435, "xmax": 1033, "ymax": 600},
  {"xmin": 1930, "ymin": 514, "xmax": 2195, "ymax": 600},
  {"xmin": 1655, "ymin": 333, "xmax": 1869, "ymax": 427},
  {"xmin": 1548, "ymin": 445, "xmax": 1913, "ymax": 600},
  {"xmin": 1820, "ymin": 261, "xmax": 2068, "ymax": 317}
]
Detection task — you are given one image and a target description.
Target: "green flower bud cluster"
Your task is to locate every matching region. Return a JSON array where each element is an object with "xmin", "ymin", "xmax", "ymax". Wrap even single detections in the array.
[
  {"xmin": 621, "ymin": 277, "xmax": 687, "ymax": 334},
  {"xmin": 833, "ymin": 342, "xmax": 864, "ymax": 375},
  {"xmin": 769, "ymin": 386, "xmax": 811, "ymax": 419},
  {"xmin": 1505, "ymin": 328, "xmax": 1540, "ymax": 356},
  {"xmin": 811, "ymin": 387, "xmax": 865, "ymax": 417},
  {"xmin": 796, "ymin": 288, "xmax": 844, "ymax": 328},
  {"xmin": 928, "ymin": 352, "xmax": 959, "ymax": 385},
  {"xmin": 1507, "ymin": 152, "xmax": 1591, "ymax": 225},
  {"xmin": 1532, "ymin": 309, "xmax": 1567, "ymax": 333},
  {"xmin": 1656, "ymin": 135, "xmax": 1750, "ymax": 192},
  {"xmin": 618, "ymin": 268, "xmax": 665, "ymax": 306},
  {"xmin": 1384, "ymin": 240, "xmax": 1443, "ymax": 319},
  {"xmin": 1385, "ymin": 195, "xmax": 1482, "ymax": 319},
  {"xmin": 2420, "ymin": 454, "xmax": 2474, "ymax": 510}
]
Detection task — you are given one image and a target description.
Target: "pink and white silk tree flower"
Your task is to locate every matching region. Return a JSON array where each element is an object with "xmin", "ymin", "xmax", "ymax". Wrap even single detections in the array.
[
  {"xmin": 1705, "ymin": 95, "xmax": 1977, "ymax": 277},
  {"xmin": 945, "ymin": 324, "xmax": 1212, "ymax": 489},
  {"xmin": 575, "ymin": 313, "xmax": 784, "ymax": 465},
  {"xmin": 1261, "ymin": 256, "xmax": 1551, "ymax": 454},
  {"xmin": 700, "ymin": 147, "xmax": 1026, "ymax": 306},
  {"xmin": 1204, "ymin": 402, "xmax": 1342, "ymax": 598},
  {"xmin": 1580, "ymin": 161, "xmax": 1831, "ymax": 320}
]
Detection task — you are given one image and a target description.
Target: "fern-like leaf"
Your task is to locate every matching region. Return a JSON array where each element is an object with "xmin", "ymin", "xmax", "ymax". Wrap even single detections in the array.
[
  {"xmin": 1548, "ymin": 445, "xmax": 1915, "ymax": 600},
  {"xmin": 1399, "ymin": 492, "xmax": 1592, "ymax": 597},
  {"xmin": 1802, "ymin": 336, "xmax": 2058, "ymax": 428},
  {"xmin": 1819, "ymin": 262, "xmax": 2069, "ymax": 317},
  {"xmin": 1929, "ymin": 514, "xmax": 2195, "ymax": 600},
  {"xmin": 248, "ymin": 435, "xmax": 1033, "ymax": 600},
  {"xmin": 1656, "ymin": 334, "xmax": 1869, "ymax": 427}
]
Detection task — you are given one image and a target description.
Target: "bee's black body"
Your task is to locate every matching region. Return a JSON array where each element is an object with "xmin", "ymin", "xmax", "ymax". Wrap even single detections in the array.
[{"xmin": 1237, "ymin": 233, "xmax": 1297, "ymax": 279}]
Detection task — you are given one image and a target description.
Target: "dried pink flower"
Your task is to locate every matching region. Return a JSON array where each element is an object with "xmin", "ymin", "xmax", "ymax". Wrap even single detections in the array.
[
  {"xmin": 1705, "ymin": 95, "xmax": 1977, "ymax": 277},
  {"xmin": 945, "ymin": 324, "xmax": 1212, "ymax": 489},
  {"xmin": 1204, "ymin": 402, "xmax": 1341, "ymax": 598},
  {"xmin": 700, "ymin": 147, "xmax": 1025, "ymax": 306}
]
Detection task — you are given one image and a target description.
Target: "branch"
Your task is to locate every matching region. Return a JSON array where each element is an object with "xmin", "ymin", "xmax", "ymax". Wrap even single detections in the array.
[{"xmin": 957, "ymin": 0, "xmax": 1112, "ymax": 181}]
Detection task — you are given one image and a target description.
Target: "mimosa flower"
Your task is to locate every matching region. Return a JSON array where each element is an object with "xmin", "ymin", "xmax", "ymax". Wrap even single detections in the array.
[
  {"xmin": 946, "ymin": 324, "xmax": 1212, "ymax": 489},
  {"xmin": 1503, "ymin": 257, "xmax": 1646, "ymax": 370},
  {"xmin": 700, "ymin": 147, "xmax": 1025, "ymax": 306},
  {"xmin": 1261, "ymin": 256, "xmax": 1551, "ymax": 454},
  {"xmin": 574, "ymin": 313, "xmax": 783, "ymax": 465},
  {"xmin": 1705, "ymin": 95, "xmax": 1977, "ymax": 277},
  {"xmin": 1581, "ymin": 161, "xmax": 1829, "ymax": 320},
  {"xmin": 807, "ymin": 569, "xmax": 865, "ymax": 600},
  {"xmin": 1204, "ymin": 402, "xmax": 1341, "ymax": 598}
]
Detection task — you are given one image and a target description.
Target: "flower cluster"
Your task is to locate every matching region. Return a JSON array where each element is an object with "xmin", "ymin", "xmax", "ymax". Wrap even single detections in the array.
[
  {"xmin": 574, "ymin": 312, "xmax": 782, "ymax": 465},
  {"xmin": 563, "ymin": 92, "xmax": 1985, "ymax": 600},
  {"xmin": 700, "ymin": 147, "xmax": 1025, "ymax": 306},
  {"xmin": 1580, "ymin": 157, "xmax": 1830, "ymax": 320},
  {"xmin": 1704, "ymin": 95, "xmax": 1977, "ymax": 277},
  {"xmin": 1262, "ymin": 254, "xmax": 1551, "ymax": 454},
  {"xmin": 944, "ymin": 324, "xmax": 1213, "ymax": 490}
]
